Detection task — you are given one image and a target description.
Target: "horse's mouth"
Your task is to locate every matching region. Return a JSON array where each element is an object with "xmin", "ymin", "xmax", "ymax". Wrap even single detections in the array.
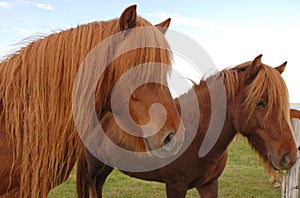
[
  {"xmin": 269, "ymin": 159, "xmax": 280, "ymax": 170},
  {"xmin": 144, "ymin": 133, "xmax": 183, "ymax": 158},
  {"xmin": 268, "ymin": 155, "xmax": 280, "ymax": 170}
]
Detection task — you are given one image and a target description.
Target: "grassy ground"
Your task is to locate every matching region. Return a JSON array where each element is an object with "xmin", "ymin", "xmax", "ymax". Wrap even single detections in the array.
[{"xmin": 48, "ymin": 138, "xmax": 282, "ymax": 197}]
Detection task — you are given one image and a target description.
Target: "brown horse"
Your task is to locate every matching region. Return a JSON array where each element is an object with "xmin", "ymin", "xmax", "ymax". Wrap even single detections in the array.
[
  {"xmin": 0, "ymin": 5, "xmax": 183, "ymax": 197},
  {"xmin": 290, "ymin": 109, "xmax": 300, "ymax": 120},
  {"xmin": 268, "ymin": 109, "xmax": 300, "ymax": 188},
  {"xmin": 77, "ymin": 55, "xmax": 297, "ymax": 197}
]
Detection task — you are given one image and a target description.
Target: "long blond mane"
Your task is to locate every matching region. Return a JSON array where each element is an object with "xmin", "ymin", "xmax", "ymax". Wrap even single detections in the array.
[
  {"xmin": 218, "ymin": 62, "xmax": 291, "ymax": 128},
  {"xmin": 0, "ymin": 16, "xmax": 172, "ymax": 197}
]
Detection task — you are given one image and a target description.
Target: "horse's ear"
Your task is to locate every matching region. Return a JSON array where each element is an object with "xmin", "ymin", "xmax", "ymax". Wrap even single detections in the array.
[
  {"xmin": 155, "ymin": 18, "xmax": 171, "ymax": 34},
  {"xmin": 120, "ymin": 5, "xmax": 137, "ymax": 31},
  {"xmin": 250, "ymin": 54, "xmax": 263, "ymax": 77},
  {"xmin": 275, "ymin": 61, "xmax": 287, "ymax": 74}
]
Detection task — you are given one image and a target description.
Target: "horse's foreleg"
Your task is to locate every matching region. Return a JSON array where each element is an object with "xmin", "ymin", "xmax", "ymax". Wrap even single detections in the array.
[
  {"xmin": 76, "ymin": 152, "xmax": 89, "ymax": 198},
  {"xmin": 77, "ymin": 148, "xmax": 112, "ymax": 198},
  {"xmin": 196, "ymin": 179, "xmax": 218, "ymax": 198},
  {"xmin": 95, "ymin": 166, "xmax": 113, "ymax": 198},
  {"xmin": 76, "ymin": 149, "xmax": 101, "ymax": 198},
  {"xmin": 165, "ymin": 183, "xmax": 188, "ymax": 198}
]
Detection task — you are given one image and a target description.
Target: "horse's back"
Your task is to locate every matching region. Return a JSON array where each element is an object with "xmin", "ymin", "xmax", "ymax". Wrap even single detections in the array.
[{"xmin": 291, "ymin": 109, "xmax": 300, "ymax": 119}]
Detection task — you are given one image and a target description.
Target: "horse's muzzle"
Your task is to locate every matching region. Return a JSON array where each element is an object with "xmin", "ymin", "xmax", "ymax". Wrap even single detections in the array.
[{"xmin": 279, "ymin": 151, "xmax": 296, "ymax": 169}]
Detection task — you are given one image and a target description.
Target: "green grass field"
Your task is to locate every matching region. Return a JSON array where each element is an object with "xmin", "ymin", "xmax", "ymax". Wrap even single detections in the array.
[{"xmin": 48, "ymin": 138, "xmax": 282, "ymax": 197}]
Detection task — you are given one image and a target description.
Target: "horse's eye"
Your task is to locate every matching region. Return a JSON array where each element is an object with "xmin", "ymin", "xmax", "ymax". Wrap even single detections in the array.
[{"xmin": 257, "ymin": 101, "xmax": 265, "ymax": 108}]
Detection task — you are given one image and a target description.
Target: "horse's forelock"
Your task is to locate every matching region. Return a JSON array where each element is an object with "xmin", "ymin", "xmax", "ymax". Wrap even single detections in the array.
[
  {"xmin": 214, "ymin": 63, "xmax": 290, "ymax": 130},
  {"xmin": 94, "ymin": 17, "xmax": 172, "ymax": 113},
  {"xmin": 243, "ymin": 65, "xmax": 291, "ymax": 129}
]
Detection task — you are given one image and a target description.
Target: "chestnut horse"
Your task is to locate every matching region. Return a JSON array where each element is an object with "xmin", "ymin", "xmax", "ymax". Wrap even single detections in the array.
[
  {"xmin": 77, "ymin": 55, "xmax": 297, "ymax": 197},
  {"xmin": 268, "ymin": 109, "xmax": 300, "ymax": 188},
  {"xmin": 0, "ymin": 5, "xmax": 183, "ymax": 197}
]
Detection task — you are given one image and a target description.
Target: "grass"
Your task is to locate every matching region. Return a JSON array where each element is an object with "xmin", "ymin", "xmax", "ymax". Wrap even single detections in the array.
[{"xmin": 48, "ymin": 138, "xmax": 282, "ymax": 197}]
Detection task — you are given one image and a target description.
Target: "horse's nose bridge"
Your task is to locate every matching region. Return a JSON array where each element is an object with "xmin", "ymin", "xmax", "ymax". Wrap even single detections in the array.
[
  {"xmin": 162, "ymin": 100, "xmax": 182, "ymax": 131},
  {"xmin": 277, "ymin": 137, "xmax": 298, "ymax": 167},
  {"xmin": 283, "ymin": 134, "xmax": 297, "ymax": 153}
]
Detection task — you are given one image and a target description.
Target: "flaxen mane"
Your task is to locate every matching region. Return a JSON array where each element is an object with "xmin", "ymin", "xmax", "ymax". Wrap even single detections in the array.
[
  {"xmin": 217, "ymin": 62, "xmax": 290, "ymax": 128},
  {"xmin": 0, "ymin": 16, "xmax": 172, "ymax": 197}
]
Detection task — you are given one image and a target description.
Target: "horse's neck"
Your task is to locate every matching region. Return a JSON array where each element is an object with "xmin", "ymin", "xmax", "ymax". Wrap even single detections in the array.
[
  {"xmin": 211, "ymin": 116, "xmax": 237, "ymax": 155},
  {"xmin": 194, "ymin": 81, "xmax": 237, "ymax": 157}
]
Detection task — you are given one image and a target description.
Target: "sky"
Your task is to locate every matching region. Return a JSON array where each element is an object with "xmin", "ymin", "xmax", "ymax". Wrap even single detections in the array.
[{"xmin": 0, "ymin": 0, "xmax": 300, "ymax": 103}]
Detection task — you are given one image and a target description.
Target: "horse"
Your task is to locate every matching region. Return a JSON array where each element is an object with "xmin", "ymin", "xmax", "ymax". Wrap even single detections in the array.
[
  {"xmin": 0, "ymin": 5, "xmax": 184, "ymax": 197},
  {"xmin": 290, "ymin": 109, "xmax": 300, "ymax": 120},
  {"xmin": 268, "ymin": 108, "xmax": 300, "ymax": 188},
  {"xmin": 268, "ymin": 169, "xmax": 284, "ymax": 188},
  {"xmin": 76, "ymin": 54, "xmax": 297, "ymax": 197}
]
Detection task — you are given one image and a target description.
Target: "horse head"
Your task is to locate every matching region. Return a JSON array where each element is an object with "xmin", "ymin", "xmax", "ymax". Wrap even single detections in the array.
[
  {"xmin": 91, "ymin": 5, "xmax": 184, "ymax": 158},
  {"xmin": 229, "ymin": 55, "xmax": 297, "ymax": 170}
]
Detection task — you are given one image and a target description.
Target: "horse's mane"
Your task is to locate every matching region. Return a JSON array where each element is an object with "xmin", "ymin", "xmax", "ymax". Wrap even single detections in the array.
[
  {"xmin": 208, "ymin": 61, "xmax": 290, "ymax": 128},
  {"xmin": 0, "ymin": 15, "xmax": 172, "ymax": 197},
  {"xmin": 174, "ymin": 59, "xmax": 290, "ymax": 141}
]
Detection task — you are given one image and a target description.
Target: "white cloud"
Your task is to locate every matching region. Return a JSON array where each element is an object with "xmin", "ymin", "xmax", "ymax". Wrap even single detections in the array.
[
  {"xmin": 34, "ymin": 3, "xmax": 53, "ymax": 10},
  {"xmin": 149, "ymin": 12, "xmax": 300, "ymax": 102},
  {"xmin": 22, "ymin": 1, "xmax": 53, "ymax": 10},
  {"xmin": 145, "ymin": 11, "xmax": 216, "ymax": 31},
  {"xmin": 197, "ymin": 24, "xmax": 300, "ymax": 103},
  {"xmin": 0, "ymin": 1, "xmax": 10, "ymax": 8}
]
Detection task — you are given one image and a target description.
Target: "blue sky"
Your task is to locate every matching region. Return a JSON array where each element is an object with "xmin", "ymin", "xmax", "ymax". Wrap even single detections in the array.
[{"xmin": 1, "ymin": 0, "xmax": 300, "ymax": 102}]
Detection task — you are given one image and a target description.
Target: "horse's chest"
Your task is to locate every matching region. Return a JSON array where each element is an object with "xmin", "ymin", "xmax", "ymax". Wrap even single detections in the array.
[{"xmin": 190, "ymin": 151, "xmax": 228, "ymax": 188}]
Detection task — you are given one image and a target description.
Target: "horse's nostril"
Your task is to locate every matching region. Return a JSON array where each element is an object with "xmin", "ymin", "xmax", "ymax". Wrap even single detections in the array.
[
  {"xmin": 164, "ymin": 133, "xmax": 174, "ymax": 145},
  {"xmin": 280, "ymin": 152, "xmax": 291, "ymax": 167}
]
